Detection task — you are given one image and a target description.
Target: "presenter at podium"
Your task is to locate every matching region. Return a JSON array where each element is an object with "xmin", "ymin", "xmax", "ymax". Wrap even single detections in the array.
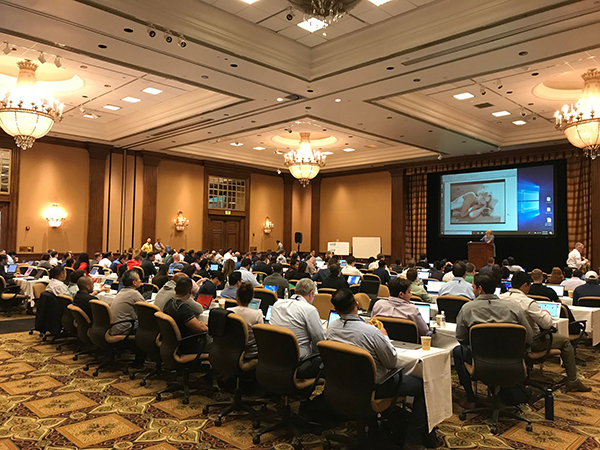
[{"xmin": 480, "ymin": 229, "xmax": 495, "ymax": 257}]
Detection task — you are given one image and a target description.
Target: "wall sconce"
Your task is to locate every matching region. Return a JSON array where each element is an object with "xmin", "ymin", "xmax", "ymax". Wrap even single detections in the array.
[
  {"xmin": 174, "ymin": 210, "xmax": 189, "ymax": 231},
  {"xmin": 262, "ymin": 216, "xmax": 274, "ymax": 234},
  {"xmin": 44, "ymin": 203, "xmax": 66, "ymax": 228}
]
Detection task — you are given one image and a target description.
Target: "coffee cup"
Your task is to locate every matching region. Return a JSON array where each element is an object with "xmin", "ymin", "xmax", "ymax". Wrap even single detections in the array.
[
  {"xmin": 421, "ymin": 335, "xmax": 431, "ymax": 351},
  {"xmin": 435, "ymin": 314, "xmax": 443, "ymax": 326}
]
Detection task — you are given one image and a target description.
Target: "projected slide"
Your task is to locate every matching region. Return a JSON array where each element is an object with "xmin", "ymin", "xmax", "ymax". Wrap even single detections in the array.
[{"xmin": 440, "ymin": 165, "xmax": 554, "ymax": 236}]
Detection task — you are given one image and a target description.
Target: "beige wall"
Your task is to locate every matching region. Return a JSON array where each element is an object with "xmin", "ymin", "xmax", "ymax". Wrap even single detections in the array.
[
  {"xmin": 156, "ymin": 159, "xmax": 204, "ymax": 251},
  {"xmin": 320, "ymin": 172, "xmax": 391, "ymax": 254},
  {"xmin": 292, "ymin": 182, "xmax": 312, "ymax": 252},
  {"xmin": 249, "ymin": 174, "xmax": 284, "ymax": 252},
  {"xmin": 17, "ymin": 143, "xmax": 89, "ymax": 252}
]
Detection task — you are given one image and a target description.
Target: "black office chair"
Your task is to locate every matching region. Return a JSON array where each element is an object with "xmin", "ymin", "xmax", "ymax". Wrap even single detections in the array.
[
  {"xmin": 458, "ymin": 323, "xmax": 532, "ymax": 434},
  {"xmin": 372, "ymin": 317, "xmax": 419, "ymax": 343},
  {"xmin": 436, "ymin": 295, "xmax": 470, "ymax": 323},
  {"xmin": 577, "ymin": 296, "xmax": 600, "ymax": 307},
  {"xmin": 524, "ymin": 327, "xmax": 567, "ymax": 394},
  {"xmin": 560, "ymin": 304, "xmax": 587, "ymax": 365},
  {"xmin": 0, "ymin": 276, "xmax": 27, "ymax": 316},
  {"xmin": 132, "ymin": 302, "xmax": 162, "ymax": 384},
  {"xmin": 359, "ymin": 279, "xmax": 380, "ymax": 300}
]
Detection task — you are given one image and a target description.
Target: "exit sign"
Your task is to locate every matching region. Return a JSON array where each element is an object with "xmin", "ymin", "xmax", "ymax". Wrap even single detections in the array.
[{"xmin": 225, "ymin": 210, "xmax": 231, "ymax": 215}]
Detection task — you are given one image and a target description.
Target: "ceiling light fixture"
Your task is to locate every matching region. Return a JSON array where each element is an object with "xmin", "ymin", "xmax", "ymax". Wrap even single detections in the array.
[
  {"xmin": 291, "ymin": 0, "xmax": 359, "ymax": 24},
  {"xmin": 103, "ymin": 105, "xmax": 121, "ymax": 111},
  {"xmin": 0, "ymin": 60, "xmax": 63, "ymax": 150},
  {"xmin": 38, "ymin": 52, "xmax": 46, "ymax": 64},
  {"xmin": 369, "ymin": 0, "xmax": 392, "ymax": 5},
  {"xmin": 284, "ymin": 132, "xmax": 326, "ymax": 187},
  {"xmin": 83, "ymin": 113, "xmax": 98, "ymax": 119},
  {"xmin": 230, "ymin": 142, "xmax": 243, "ymax": 146},
  {"xmin": 492, "ymin": 111, "xmax": 510, "ymax": 117},
  {"xmin": 142, "ymin": 87, "xmax": 163, "ymax": 95},
  {"xmin": 54, "ymin": 56, "xmax": 62, "ymax": 68},
  {"xmin": 453, "ymin": 92, "xmax": 474, "ymax": 100},
  {"xmin": 177, "ymin": 35, "xmax": 187, "ymax": 48},
  {"xmin": 121, "ymin": 96, "xmax": 141, "ymax": 103},
  {"xmin": 297, "ymin": 18, "xmax": 328, "ymax": 32},
  {"xmin": 253, "ymin": 146, "xmax": 266, "ymax": 150},
  {"xmin": 343, "ymin": 147, "xmax": 355, "ymax": 152},
  {"xmin": 147, "ymin": 25, "xmax": 157, "ymax": 38},
  {"xmin": 334, "ymin": 98, "xmax": 342, "ymax": 102},
  {"xmin": 322, "ymin": 151, "xmax": 333, "ymax": 155},
  {"xmin": 164, "ymin": 31, "xmax": 173, "ymax": 43},
  {"xmin": 2, "ymin": 43, "xmax": 12, "ymax": 55},
  {"xmin": 512, "ymin": 120, "xmax": 527, "ymax": 125},
  {"xmin": 555, "ymin": 68, "xmax": 600, "ymax": 159},
  {"xmin": 276, "ymin": 97, "xmax": 284, "ymax": 102}
]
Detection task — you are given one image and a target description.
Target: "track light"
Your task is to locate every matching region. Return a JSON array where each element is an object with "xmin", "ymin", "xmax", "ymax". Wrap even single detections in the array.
[
  {"xmin": 2, "ymin": 43, "xmax": 12, "ymax": 55},
  {"xmin": 54, "ymin": 56, "xmax": 62, "ymax": 68},
  {"xmin": 480, "ymin": 85, "xmax": 486, "ymax": 96},
  {"xmin": 38, "ymin": 52, "xmax": 46, "ymax": 64},
  {"xmin": 164, "ymin": 31, "xmax": 173, "ymax": 43},
  {"xmin": 147, "ymin": 25, "xmax": 157, "ymax": 38},
  {"xmin": 496, "ymin": 79, "xmax": 503, "ymax": 89},
  {"xmin": 79, "ymin": 105, "xmax": 85, "ymax": 113},
  {"xmin": 177, "ymin": 35, "xmax": 187, "ymax": 48}
]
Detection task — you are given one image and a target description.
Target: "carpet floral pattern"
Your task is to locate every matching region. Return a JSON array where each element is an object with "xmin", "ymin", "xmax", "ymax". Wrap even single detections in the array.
[{"xmin": 0, "ymin": 330, "xmax": 598, "ymax": 449}]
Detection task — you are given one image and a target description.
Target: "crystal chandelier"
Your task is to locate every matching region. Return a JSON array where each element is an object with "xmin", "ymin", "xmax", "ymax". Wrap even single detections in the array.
[
  {"xmin": 287, "ymin": 0, "xmax": 363, "ymax": 23},
  {"xmin": 555, "ymin": 68, "xmax": 600, "ymax": 159},
  {"xmin": 0, "ymin": 60, "xmax": 63, "ymax": 150},
  {"xmin": 284, "ymin": 132, "xmax": 326, "ymax": 187}
]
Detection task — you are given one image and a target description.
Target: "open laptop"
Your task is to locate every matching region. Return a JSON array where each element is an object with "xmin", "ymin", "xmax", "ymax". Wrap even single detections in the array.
[
  {"xmin": 546, "ymin": 285, "xmax": 565, "ymax": 297},
  {"xmin": 347, "ymin": 275, "xmax": 360, "ymax": 285},
  {"xmin": 316, "ymin": 260, "xmax": 325, "ymax": 270},
  {"xmin": 417, "ymin": 270, "xmax": 429, "ymax": 281},
  {"xmin": 6, "ymin": 264, "xmax": 16, "ymax": 274},
  {"xmin": 168, "ymin": 266, "xmax": 175, "ymax": 275},
  {"xmin": 265, "ymin": 305, "xmax": 274, "ymax": 323},
  {"xmin": 537, "ymin": 301, "xmax": 561, "ymax": 319},
  {"xmin": 327, "ymin": 310, "xmax": 341, "ymax": 328},
  {"xmin": 426, "ymin": 280, "xmax": 444, "ymax": 294},
  {"xmin": 502, "ymin": 280, "xmax": 512, "ymax": 291},
  {"xmin": 249, "ymin": 299, "xmax": 261, "ymax": 310},
  {"xmin": 392, "ymin": 340, "xmax": 422, "ymax": 350},
  {"xmin": 90, "ymin": 267, "xmax": 100, "ymax": 276},
  {"xmin": 27, "ymin": 260, "xmax": 34, "ymax": 266},
  {"xmin": 339, "ymin": 260, "xmax": 347, "ymax": 267},
  {"xmin": 412, "ymin": 302, "xmax": 431, "ymax": 324},
  {"xmin": 196, "ymin": 294, "xmax": 213, "ymax": 309},
  {"xmin": 264, "ymin": 285, "xmax": 278, "ymax": 293},
  {"xmin": 23, "ymin": 267, "xmax": 34, "ymax": 277},
  {"xmin": 210, "ymin": 263, "xmax": 219, "ymax": 271}
]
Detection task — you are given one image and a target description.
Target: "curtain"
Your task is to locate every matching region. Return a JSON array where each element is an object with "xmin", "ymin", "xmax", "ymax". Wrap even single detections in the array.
[
  {"xmin": 404, "ymin": 173, "xmax": 427, "ymax": 262},
  {"xmin": 566, "ymin": 153, "xmax": 592, "ymax": 257}
]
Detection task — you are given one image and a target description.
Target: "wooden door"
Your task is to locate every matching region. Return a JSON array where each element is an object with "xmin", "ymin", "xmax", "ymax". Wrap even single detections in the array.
[
  {"xmin": 208, "ymin": 216, "xmax": 242, "ymax": 251},
  {"xmin": 0, "ymin": 202, "xmax": 9, "ymax": 251}
]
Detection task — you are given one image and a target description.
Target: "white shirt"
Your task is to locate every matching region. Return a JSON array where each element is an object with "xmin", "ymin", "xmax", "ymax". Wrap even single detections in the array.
[
  {"xmin": 6, "ymin": 255, "xmax": 13, "ymax": 265},
  {"xmin": 223, "ymin": 252, "xmax": 233, "ymax": 261},
  {"xmin": 46, "ymin": 279, "xmax": 68, "ymax": 296},
  {"xmin": 562, "ymin": 277, "xmax": 586, "ymax": 290},
  {"xmin": 500, "ymin": 288, "xmax": 552, "ymax": 334},
  {"xmin": 442, "ymin": 271, "xmax": 454, "ymax": 282},
  {"xmin": 154, "ymin": 253, "xmax": 162, "ymax": 263},
  {"xmin": 48, "ymin": 257, "xmax": 58, "ymax": 266},
  {"xmin": 438, "ymin": 276, "xmax": 474, "ymax": 299},
  {"xmin": 237, "ymin": 267, "xmax": 259, "ymax": 286},
  {"xmin": 98, "ymin": 258, "xmax": 112, "ymax": 268},
  {"xmin": 342, "ymin": 265, "xmax": 363, "ymax": 278},
  {"xmin": 368, "ymin": 261, "xmax": 379, "ymax": 270},
  {"xmin": 270, "ymin": 295, "xmax": 325, "ymax": 360},
  {"xmin": 567, "ymin": 249, "xmax": 585, "ymax": 269},
  {"xmin": 276, "ymin": 254, "xmax": 287, "ymax": 264}
]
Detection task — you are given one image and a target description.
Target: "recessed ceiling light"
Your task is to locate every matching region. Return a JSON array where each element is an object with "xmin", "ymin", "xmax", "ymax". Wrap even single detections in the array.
[
  {"xmin": 275, "ymin": 150, "xmax": 283, "ymax": 155},
  {"xmin": 298, "ymin": 18, "xmax": 327, "ymax": 32},
  {"xmin": 121, "ymin": 96, "xmax": 141, "ymax": 103},
  {"xmin": 343, "ymin": 148, "xmax": 355, "ymax": 152},
  {"xmin": 492, "ymin": 111, "xmax": 510, "ymax": 117},
  {"xmin": 83, "ymin": 113, "xmax": 98, "ymax": 119},
  {"xmin": 322, "ymin": 151, "xmax": 333, "ymax": 155},
  {"xmin": 103, "ymin": 105, "xmax": 121, "ymax": 111},
  {"xmin": 453, "ymin": 92, "xmax": 474, "ymax": 100},
  {"xmin": 253, "ymin": 146, "xmax": 266, "ymax": 150},
  {"xmin": 142, "ymin": 87, "xmax": 163, "ymax": 95},
  {"xmin": 512, "ymin": 120, "xmax": 527, "ymax": 125},
  {"xmin": 369, "ymin": 0, "xmax": 392, "ymax": 5},
  {"xmin": 241, "ymin": 0, "xmax": 259, "ymax": 4},
  {"xmin": 230, "ymin": 142, "xmax": 243, "ymax": 146},
  {"xmin": 335, "ymin": 98, "xmax": 341, "ymax": 102},
  {"xmin": 276, "ymin": 98, "xmax": 284, "ymax": 102}
]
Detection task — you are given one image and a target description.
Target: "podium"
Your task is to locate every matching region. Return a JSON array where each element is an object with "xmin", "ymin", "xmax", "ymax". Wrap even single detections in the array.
[{"xmin": 468, "ymin": 242, "xmax": 494, "ymax": 270}]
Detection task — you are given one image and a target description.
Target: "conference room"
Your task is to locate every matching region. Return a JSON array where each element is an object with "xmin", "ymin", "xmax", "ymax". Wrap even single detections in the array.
[{"xmin": 0, "ymin": 0, "xmax": 599, "ymax": 449}]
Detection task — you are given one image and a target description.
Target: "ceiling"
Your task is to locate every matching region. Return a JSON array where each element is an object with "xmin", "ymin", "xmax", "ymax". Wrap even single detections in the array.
[{"xmin": 0, "ymin": 0, "xmax": 598, "ymax": 173}]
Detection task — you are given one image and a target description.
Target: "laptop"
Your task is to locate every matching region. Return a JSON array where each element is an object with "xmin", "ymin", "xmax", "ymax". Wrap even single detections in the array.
[
  {"xmin": 196, "ymin": 294, "xmax": 213, "ymax": 309},
  {"xmin": 90, "ymin": 267, "xmax": 99, "ymax": 276},
  {"xmin": 264, "ymin": 285, "xmax": 278, "ymax": 293},
  {"xmin": 168, "ymin": 266, "xmax": 175, "ymax": 275},
  {"xmin": 546, "ymin": 285, "xmax": 565, "ymax": 297},
  {"xmin": 413, "ymin": 302, "xmax": 431, "ymax": 324},
  {"xmin": 537, "ymin": 301, "xmax": 561, "ymax": 319},
  {"xmin": 417, "ymin": 270, "xmax": 429, "ymax": 281},
  {"xmin": 339, "ymin": 260, "xmax": 347, "ymax": 267},
  {"xmin": 6, "ymin": 264, "xmax": 16, "ymax": 274},
  {"xmin": 23, "ymin": 267, "xmax": 34, "ymax": 277},
  {"xmin": 426, "ymin": 280, "xmax": 444, "ymax": 294},
  {"xmin": 249, "ymin": 299, "xmax": 261, "ymax": 310},
  {"xmin": 327, "ymin": 310, "xmax": 341, "ymax": 328},
  {"xmin": 27, "ymin": 260, "xmax": 34, "ymax": 266},
  {"xmin": 502, "ymin": 280, "xmax": 512, "ymax": 291},
  {"xmin": 392, "ymin": 340, "xmax": 422, "ymax": 350},
  {"xmin": 210, "ymin": 263, "xmax": 219, "ymax": 271},
  {"xmin": 265, "ymin": 305, "xmax": 274, "ymax": 323},
  {"xmin": 316, "ymin": 261, "xmax": 325, "ymax": 270},
  {"xmin": 347, "ymin": 275, "xmax": 360, "ymax": 285}
]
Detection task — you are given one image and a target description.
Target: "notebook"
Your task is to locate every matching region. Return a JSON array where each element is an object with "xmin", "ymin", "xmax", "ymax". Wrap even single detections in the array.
[
  {"xmin": 327, "ymin": 310, "xmax": 341, "ymax": 328},
  {"xmin": 413, "ymin": 302, "xmax": 431, "ymax": 323},
  {"xmin": 537, "ymin": 301, "xmax": 561, "ymax": 319},
  {"xmin": 546, "ymin": 285, "xmax": 565, "ymax": 297},
  {"xmin": 347, "ymin": 275, "xmax": 360, "ymax": 285},
  {"xmin": 426, "ymin": 280, "xmax": 444, "ymax": 294},
  {"xmin": 249, "ymin": 299, "xmax": 261, "ymax": 310}
]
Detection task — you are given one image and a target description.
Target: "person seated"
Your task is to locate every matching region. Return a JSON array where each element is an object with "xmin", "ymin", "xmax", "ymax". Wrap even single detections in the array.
[
  {"xmin": 372, "ymin": 260, "xmax": 391, "ymax": 286},
  {"xmin": 73, "ymin": 252, "xmax": 90, "ymax": 273},
  {"xmin": 437, "ymin": 262, "xmax": 475, "ymax": 300},
  {"xmin": 38, "ymin": 253, "xmax": 53, "ymax": 270},
  {"xmin": 198, "ymin": 271, "xmax": 224, "ymax": 299},
  {"xmin": 547, "ymin": 267, "xmax": 565, "ymax": 285},
  {"xmin": 109, "ymin": 254, "xmax": 127, "ymax": 273},
  {"xmin": 46, "ymin": 265, "xmax": 68, "ymax": 296},
  {"xmin": 0, "ymin": 254, "xmax": 16, "ymax": 283},
  {"xmin": 400, "ymin": 259, "xmax": 416, "ymax": 278},
  {"xmin": 528, "ymin": 269, "xmax": 559, "ymax": 302},
  {"xmin": 236, "ymin": 258, "xmax": 259, "ymax": 287},
  {"xmin": 562, "ymin": 269, "xmax": 586, "ymax": 290},
  {"xmin": 227, "ymin": 282, "xmax": 263, "ymax": 359},
  {"xmin": 141, "ymin": 252, "xmax": 157, "ymax": 282},
  {"xmin": 253, "ymin": 253, "xmax": 273, "ymax": 276},
  {"xmin": 464, "ymin": 263, "xmax": 476, "ymax": 284},
  {"xmin": 369, "ymin": 253, "xmax": 386, "ymax": 270},
  {"xmin": 405, "ymin": 268, "xmax": 432, "ymax": 304},
  {"xmin": 163, "ymin": 277, "xmax": 211, "ymax": 355},
  {"xmin": 154, "ymin": 272, "xmax": 200, "ymax": 314},
  {"xmin": 110, "ymin": 270, "xmax": 145, "ymax": 336},
  {"xmin": 270, "ymin": 278, "xmax": 325, "ymax": 378},
  {"xmin": 478, "ymin": 257, "xmax": 495, "ymax": 275},
  {"xmin": 328, "ymin": 288, "xmax": 435, "ymax": 449},
  {"xmin": 342, "ymin": 255, "xmax": 363, "ymax": 279},
  {"xmin": 491, "ymin": 264, "xmax": 508, "ymax": 294},
  {"xmin": 453, "ymin": 274, "xmax": 533, "ymax": 409},
  {"xmin": 390, "ymin": 258, "xmax": 403, "ymax": 274},
  {"xmin": 442, "ymin": 262, "xmax": 455, "ymax": 282},
  {"xmin": 220, "ymin": 271, "xmax": 242, "ymax": 300},
  {"xmin": 507, "ymin": 256, "xmax": 524, "ymax": 273},
  {"xmin": 98, "ymin": 252, "xmax": 112, "ymax": 269},
  {"xmin": 66, "ymin": 270, "xmax": 86, "ymax": 298},
  {"xmin": 73, "ymin": 276, "xmax": 98, "ymax": 319},
  {"xmin": 152, "ymin": 264, "xmax": 170, "ymax": 290},
  {"xmin": 573, "ymin": 271, "xmax": 600, "ymax": 306},
  {"xmin": 321, "ymin": 264, "xmax": 350, "ymax": 290},
  {"xmin": 415, "ymin": 253, "xmax": 429, "ymax": 269},
  {"xmin": 371, "ymin": 278, "xmax": 429, "ymax": 336},
  {"xmin": 263, "ymin": 263, "xmax": 290, "ymax": 298},
  {"xmin": 428, "ymin": 260, "xmax": 444, "ymax": 281},
  {"xmin": 285, "ymin": 258, "xmax": 300, "ymax": 280},
  {"xmin": 311, "ymin": 257, "xmax": 337, "ymax": 283},
  {"xmin": 501, "ymin": 272, "xmax": 590, "ymax": 392},
  {"xmin": 169, "ymin": 253, "xmax": 184, "ymax": 271}
]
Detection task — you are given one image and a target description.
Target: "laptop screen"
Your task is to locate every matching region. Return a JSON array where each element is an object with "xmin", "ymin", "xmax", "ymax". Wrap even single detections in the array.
[
  {"xmin": 196, "ymin": 294, "xmax": 213, "ymax": 308},
  {"xmin": 537, "ymin": 301, "xmax": 561, "ymax": 319},
  {"xmin": 210, "ymin": 264, "xmax": 219, "ymax": 271},
  {"xmin": 413, "ymin": 302, "xmax": 431, "ymax": 323},
  {"xmin": 316, "ymin": 261, "xmax": 325, "ymax": 269},
  {"xmin": 264, "ymin": 285, "xmax": 278, "ymax": 293},
  {"xmin": 347, "ymin": 275, "xmax": 360, "ymax": 285},
  {"xmin": 6, "ymin": 264, "xmax": 16, "ymax": 274},
  {"xmin": 426, "ymin": 280, "xmax": 444, "ymax": 294},
  {"xmin": 418, "ymin": 270, "xmax": 429, "ymax": 281},
  {"xmin": 27, "ymin": 260, "xmax": 34, "ymax": 265},
  {"xmin": 249, "ymin": 299, "xmax": 261, "ymax": 310},
  {"xmin": 327, "ymin": 310, "xmax": 341, "ymax": 328},
  {"xmin": 90, "ymin": 267, "xmax": 99, "ymax": 276},
  {"xmin": 168, "ymin": 266, "xmax": 175, "ymax": 275},
  {"xmin": 502, "ymin": 280, "xmax": 512, "ymax": 291},
  {"xmin": 546, "ymin": 285, "xmax": 565, "ymax": 298},
  {"xmin": 339, "ymin": 260, "xmax": 347, "ymax": 267},
  {"xmin": 265, "ymin": 305, "xmax": 274, "ymax": 322}
]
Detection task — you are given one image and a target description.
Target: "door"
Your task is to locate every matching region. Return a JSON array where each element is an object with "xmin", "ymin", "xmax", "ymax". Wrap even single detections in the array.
[
  {"xmin": 208, "ymin": 216, "xmax": 243, "ymax": 251},
  {"xmin": 0, "ymin": 202, "xmax": 9, "ymax": 251}
]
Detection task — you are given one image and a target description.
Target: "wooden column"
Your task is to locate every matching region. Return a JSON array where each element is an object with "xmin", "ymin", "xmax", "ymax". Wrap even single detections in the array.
[
  {"xmin": 591, "ymin": 158, "xmax": 600, "ymax": 269},
  {"xmin": 390, "ymin": 169, "xmax": 406, "ymax": 263},
  {"xmin": 141, "ymin": 152, "xmax": 162, "ymax": 243},
  {"xmin": 283, "ymin": 175, "xmax": 293, "ymax": 253},
  {"xmin": 86, "ymin": 144, "xmax": 111, "ymax": 253},
  {"xmin": 310, "ymin": 176, "xmax": 321, "ymax": 253}
]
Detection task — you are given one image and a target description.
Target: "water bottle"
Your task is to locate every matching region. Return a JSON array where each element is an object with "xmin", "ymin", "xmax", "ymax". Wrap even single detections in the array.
[
  {"xmin": 284, "ymin": 288, "xmax": 289, "ymax": 299},
  {"xmin": 441, "ymin": 310, "xmax": 446, "ymax": 328},
  {"xmin": 544, "ymin": 388, "xmax": 554, "ymax": 420}
]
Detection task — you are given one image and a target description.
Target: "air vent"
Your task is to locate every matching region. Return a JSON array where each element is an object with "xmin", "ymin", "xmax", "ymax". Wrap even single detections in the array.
[{"xmin": 474, "ymin": 102, "xmax": 494, "ymax": 109}]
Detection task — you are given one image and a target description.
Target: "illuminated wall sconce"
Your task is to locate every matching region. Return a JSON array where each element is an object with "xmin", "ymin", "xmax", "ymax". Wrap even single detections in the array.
[
  {"xmin": 263, "ymin": 216, "xmax": 274, "ymax": 234},
  {"xmin": 44, "ymin": 203, "xmax": 66, "ymax": 228},
  {"xmin": 174, "ymin": 210, "xmax": 189, "ymax": 231}
]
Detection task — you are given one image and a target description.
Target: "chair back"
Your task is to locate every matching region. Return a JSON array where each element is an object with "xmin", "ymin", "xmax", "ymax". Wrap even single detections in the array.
[
  {"xmin": 378, "ymin": 285, "xmax": 390, "ymax": 298},
  {"xmin": 17, "ymin": 264, "xmax": 29, "ymax": 275},
  {"xmin": 253, "ymin": 288, "xmax": 278, "ymax": 316},
  {"xmin": 32, "ymin": 282, "xmax": 48, "ymax": 299},
  {"xmin": 223, "ymin": 299, "xmax": 238, "ymax": 309},
  {"xmin": 528, "ymin": 294, "xmax": 552, "ymax": 302},
  {"xmin": 88, "ymin": 300, "xmax": 114, "ymax": 349},
  {"xmin": 354, "ymin": 293, "xmax": 371, "ymax": 310},
  {"xmin": 318, "ymin": 288, "xmax": 336, "ymax": 295},
  {"xmin": 359, "ymin": 279, "xmax": 380, "ymax": 297},
  {"xmin": 0, "ymin": 276, "xmax": 6, "ymax": 292},
  {"xmin": 68, "ymin": 304, "xmax": 92, "ymax": 344},
  {"xmin": 317, "ymin": 340, "xmax": 379, "ymax": 420},
  {"xmin": 56, "ymin": 294, "xmax": 76, "ymax": 335},
  {"xmin": 134, "ymin": 302, "xmax": 161, "ymax": 354},
  {"xmin": 288, "ymin": 279, "xmax": 299, "ymax": 287},
  {"xmin": 312, "ymin": 293, "xmax": 333, "ymax": 320},
  {"xmin": 154, "ymin": 311, "xmax": 183, "ymax": 370},
  {"xmin": 469, "ymin": 323, "xmax": 527, "ymax": 387},
  {"xmin": 209, "ymin": 312, "xmax": 248, "ymax": 377},
  {"xmin": 253, "ymin": 324, "xmax": 303, "ymax": 395},
  {"xmin": 364, "ymin": 273, "xmax": 381, "ymax": 283},
  {"xmin": 436, "ymin": 295, "xmax": 470, "ymax": 323},
  {"xmin": 253, "ymin": 271, "xmax": 267, "ymax": 284},
  {"xmin": 131, "ymin": 266, "xmax": 144, "ymax": 280},
  {"xmin": 372, "ymin": 316, "xmax": 419, "ymax": 343},
  {"xmin": 141, "ymin": 283, "xmax": 159, "ymax": 293},
  {"xmin": 349, "ymin": 284, "xmax": 360, "ymax": 294},
  {"xmin": 36, "ymin": 267, "xmax": 49, "ymax": 277},
  {"xmin": 577, "ymin": 296, "xmax": 600, "ymax": 307}
]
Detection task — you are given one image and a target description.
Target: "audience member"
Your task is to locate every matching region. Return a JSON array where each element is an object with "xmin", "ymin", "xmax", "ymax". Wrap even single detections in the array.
[
  {"xmin": 141, "ymin": 252, "xmax": 157, "ymax": 282},
  {"xmin": 220, "ymin": 272, "xmax": 242, "ymax": 300},
  {"xmin": 48, "ymin": 251, "xmax": 59, "ymax": 266},
  {"xmin": 321, "ymin": 264, "xmax": 350, "ymax": 290},
  {"xmin": 127, "ymin": 254, "xmax": 143, "ymax": 270},
  {"xmin": 141, "ymin": 238, "xmax": 153, "ymax": 253},
  {"xmin": 98, "ymin": 252, "xmax": 112, "ymax": 269},
  {"xmin": 66, "ymin": 269, "xmax": 86, "ymax": 298},
  {"xmin": 0, "ymin": 254, "xmax": 15, "ymax": 282},
  {"xmin": 237, "ymin": 258, "xmax": 258, "ymax": 286},
  {"xmin": 438, "ymin": 262, "xmax": 475, "ymax": 300},
  {"xmin": 373, "ymin": 260, "xmax": 391, "ymax": 286},
  {"xmin": 547, "ymin": 267, "xmax": 565, "ymax": 285},
  {"xmin": 369, "ymin": 253, "xmax": 386, "ymax": 270},
  {"xmin": 228, "ymin": 282, "xmax": 263, "ymax": 359},
  {"xmin": 428, "ymin": 260, "xmax": 444, "ymax": 281},
  {"xmin": 311, "ymin": 257, "xmax": 337, "ymax": 283},
  {"xmin": 109, "ymin": 254, "xmax": 127, "ymax": 273},
  {"xmin": 415, "ymin": 253, "xmax": 429, "ymax": 269},
  {"xmin": 562, "ymin": 269, "xmax": 586, "ymax": 290},
  {"xmin": 491, "ymin": 264, "xmax": 508, "ymax": 294},
  {"xmin": 567, "ymin": 242, "xmax": 589, "ymax": 270},
  {"xmin": 528, "ymin": 269, "xmax": 559, "ymax": 302},
  {"xmin": 38, "ymin": 253, "xmax": 53, "ymax": 270},
  {"xmin": 263, "ymin": 263, "xmax": 289, "ymax": 298},
  {"xmin": 341, "ymin": 255, "xmax": 363, "ymax": 279},
  {"xmin": 73, "ymin": 252, "xmax": 90, "ymax": 273},
  {"xmin": 169, "ymin": 253, "xmax": 184, "ymax": 271},
  {"xmin": 152, "ymin": 264, "xmax": 170, "ymax": 289},
  {"xmin": 478, "ymin": 257, "xmax": 495, "ymax": 275},
  {"xmin": 405, "ymin": 268, "xmax": 432, "ymax": 303},
  {"xmin": 46, "ymin": 266, "xmax": 68, "ymax": 296},
  {"xmin": 464, "ymin": 262, "xmax": 476, "ymax": 284},
  {"xmin": 573, "ymin": 271, "xmax": 600, "ymax": 306},
  {"xmin": 73, "ymin": 276, "xmax": 97, "ymax": 319},
  {"xmin": 90, "ymin": 252, "xmax": 101, "ymax": 267},
  {"xmin": 401, "ymin": 259, "xmax": 416, "ymax": 278},
  {"xmin": 253, "ymin": 253, "xmax": 273, "ymax": 276},
  {"xmin": 390, "ymin": 258, "xmax": 403, "ymax": 273},
  {"xmin": 198, "ymin": 271, "xmax": 224, "ymax": 299},
  {"xmin": 110, "ymin": 270, "xmax": 144, "ymax": 336},
  {"xmin": 507, "ymin": 256, "xmax": 524, "ymax": 273}
]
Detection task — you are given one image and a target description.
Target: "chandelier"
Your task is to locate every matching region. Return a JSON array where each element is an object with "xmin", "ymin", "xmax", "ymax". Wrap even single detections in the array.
[
  {"xmin": 555, "ymin": 68, "xmax": 600, "ymax": 159},
  {"xmin": 287, "ymin": 0, "xmax": 363, "ymax": 23},
  {"xmin": 44, "ymin": 203, "xmax": 66, "ymax": 228},
  {"xmin": 174, "ymin": 210, "xmax": 189, "ymax": 231},
  {"xmin": 0, "ymin": 60, "xmax": 63, "ymax": 150},
  {"xmin": 284, "ymin": 132, "xmax": 326, "ymax": 187}
]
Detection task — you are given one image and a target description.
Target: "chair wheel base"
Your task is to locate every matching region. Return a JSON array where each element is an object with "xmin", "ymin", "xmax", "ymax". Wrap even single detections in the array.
[
  {"xmin": 140, "ymin": 380, "xmax": 146, "ymax": 387},
  {"xmin": 322, "ymin": 440, "xmax": 331, "ymax": 450},
  {"xmin": 252, "ymin": 435, "xmax": 260, "ymax": 445},
  {"xmin": 56, "ymin": 345, "xmax": 61, "ymax": 351},
  {"xmin": 202, "ymin": 406, "xmax": 209, "ymax": 414},
  {"xmin": 156, "ymin": 394, "xmax": 161, "ymax": 401},
  {"xmin": 215, "ymin": 418, "xmax": 222, "ymax": 427},
  {"xmin": 129, "ymin": 373, "xmax": 135, "ymax": 380},
  {"xmin": 490, "ymin": 425, "xmax": 497, "ymax": 434},
  {"xmin": 92, "ymin": 371, "xmax": 99, "ymax": 377},
  {"xmin": 526, "ymin": 424, "xmax": 533, "ymax": 432},
  {"xmin": 83, "ymin": 365, "xmax": 89, "ymax": 371},
  {"xmin": 459, "ymin": 412, "xmax": 466, "ymax": 421},
  {"xmin": 73, "ymin": 355, "xmax": 78, "ymax": 361},
  {"xmin": 29, "ymin": 330, "xmax": 33, "ymax": 335}
]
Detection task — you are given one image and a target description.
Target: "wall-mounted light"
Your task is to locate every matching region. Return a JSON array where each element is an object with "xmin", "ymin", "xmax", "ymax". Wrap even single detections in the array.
[
  {"xmin": 174, "ymin": 210, "xmax": 189, "ymax": 231},
  {"xmin": 44, "ymin": 203, "xmax": 66, "ymax": 228},
  {"xmin": 263, "ymin": 216, "xmax": 274, "ymax": 234}
]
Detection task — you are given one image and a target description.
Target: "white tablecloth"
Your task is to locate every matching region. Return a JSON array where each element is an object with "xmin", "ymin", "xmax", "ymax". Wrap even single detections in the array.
[
  {"xmin": 394, "ymin": 344, "xmax": 452, "ymax": 432},
  {"xmin": 569, "ymin": 305, "xmax": 600, "ymax": 345},
  {"xmin": 13, "ymin": 277, "xmax": 48, "ymax": 298}
]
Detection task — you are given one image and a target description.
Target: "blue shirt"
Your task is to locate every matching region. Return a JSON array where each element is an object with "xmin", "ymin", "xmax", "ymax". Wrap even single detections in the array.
[{"xmin": 438, "ymin": 277, "xmax": 475, "ymax": 300}]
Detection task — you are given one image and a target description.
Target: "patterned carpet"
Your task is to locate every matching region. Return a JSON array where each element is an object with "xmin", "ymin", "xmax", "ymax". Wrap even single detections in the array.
[{"xmin": 0, "ymin": 330, "xmax": 598, "ymax": 449}]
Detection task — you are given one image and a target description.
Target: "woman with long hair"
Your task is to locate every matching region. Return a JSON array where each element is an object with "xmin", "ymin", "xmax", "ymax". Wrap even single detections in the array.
[
  {"xmin": 222, "ymin": 259, "xmax": 235, "ymax": 280},
  {"xmin": 152, "ymin": 264, "xmax": 170, "ymax": 289},
  {"xmin": 73, "ymin": 252, "xmax": 90, "ymax": 273}
]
